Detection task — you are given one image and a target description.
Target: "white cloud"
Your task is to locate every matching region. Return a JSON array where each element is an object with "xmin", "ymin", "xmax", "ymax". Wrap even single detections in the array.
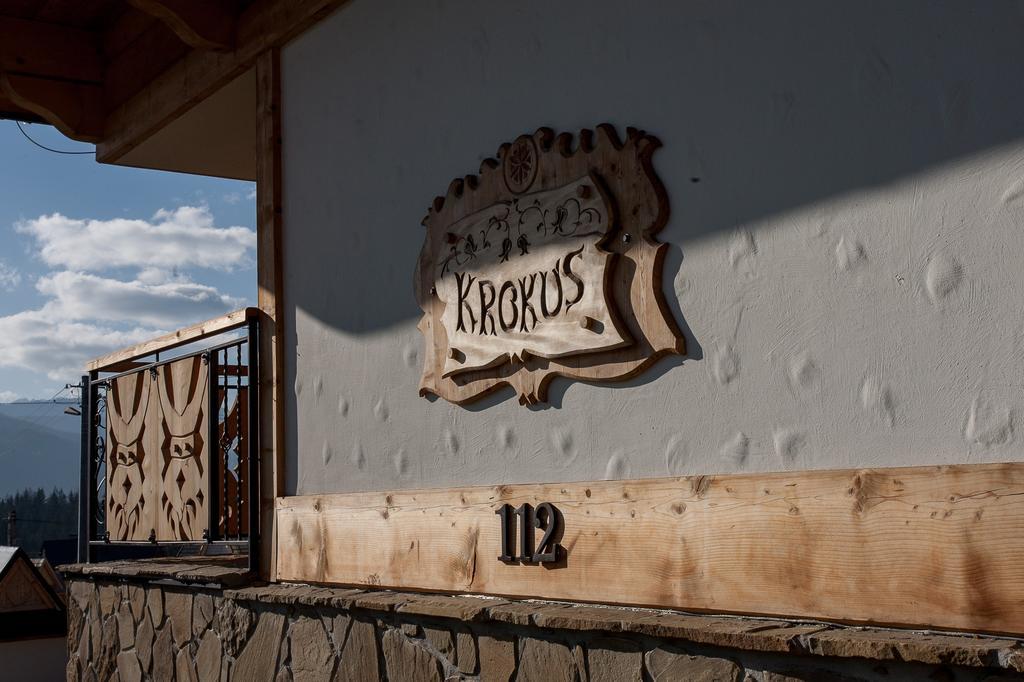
[
  {"xmin": 37, "ymin": 271, "xmax": 244, "ymax": 328},
  {"xmin": 223, "ymin": 192, "xmax": 242, "ymax": 205},
  {"xmin": 0, "ymin": 260, "xmax": 20, "ymax": 291},
  {"xmin": 0, "ymin": 204, "xmax": 253, "ymax": 383},
  {"xmin": 247, "ymin": 187, "xmax": 257, "ymax": 200},
  {"xmin": 0, "ymin": 270, "xmax": 242, "ymax": 379},
  {"xmin": 0, "ymin": 390, "xmax": 17, "ymax": 403},
  {"xmin": 0, "ymin": 309, "xmax": 162, "ymax": 380},
  {"xmin": 16, "ymin": 205, "xmax": 255, "ymax": 272}
]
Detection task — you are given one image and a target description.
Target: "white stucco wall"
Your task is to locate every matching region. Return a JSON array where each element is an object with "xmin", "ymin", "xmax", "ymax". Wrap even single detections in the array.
[{"xmin": 281, "ymin": 0, "xmax": 1024, "ymax": 495}]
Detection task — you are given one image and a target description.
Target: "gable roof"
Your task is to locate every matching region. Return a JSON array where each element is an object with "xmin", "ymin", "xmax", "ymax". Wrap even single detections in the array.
[{"xmin": 0, "ymin": 546, "xmax": 63, "ymax": 614}]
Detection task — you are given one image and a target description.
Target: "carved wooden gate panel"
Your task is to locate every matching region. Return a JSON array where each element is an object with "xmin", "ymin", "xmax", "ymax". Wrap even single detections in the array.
[
  {"xmin": 156, "ymin": 356, "xmax": 209, "ymax": 541},
  {"xmin": 106, "ymin": 355, "xmax": 211, "ymax": 542},
  {"xmin": 106, "ymin": 370, "xmax": 156, "ymax": 541}
]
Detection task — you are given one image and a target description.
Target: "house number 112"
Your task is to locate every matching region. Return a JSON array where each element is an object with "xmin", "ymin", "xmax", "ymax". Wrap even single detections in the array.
[{"xmin": 495, "ymin": 502, "xmax": 562, "ymax": 563}]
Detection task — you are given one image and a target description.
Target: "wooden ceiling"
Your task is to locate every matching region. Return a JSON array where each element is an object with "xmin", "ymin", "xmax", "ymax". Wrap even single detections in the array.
[
  {"xmin": 0, "ymin": 0, "xmax": 250, "ymax": 143},
  {"xmin": 0, "ymin": 0, "xmax": 342, "ymax": 169}
]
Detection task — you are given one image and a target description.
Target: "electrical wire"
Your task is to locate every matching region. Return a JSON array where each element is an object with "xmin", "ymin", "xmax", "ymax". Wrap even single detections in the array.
[
  {"xmin": 14, "ymin": 121, "xmax": 94, "ymax": 155},
  {"xmin": 0, "ymin": 387, "xmax": 74, "ymax": 461}
]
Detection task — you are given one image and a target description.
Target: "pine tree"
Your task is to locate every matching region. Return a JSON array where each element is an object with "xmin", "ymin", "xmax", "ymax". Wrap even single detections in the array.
[{"xmin": 0, "ymin": 487, "xmax": 79, "ymax": 556}]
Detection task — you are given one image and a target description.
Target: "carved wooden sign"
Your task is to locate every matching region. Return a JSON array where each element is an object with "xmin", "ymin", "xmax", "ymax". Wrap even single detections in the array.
[{"xmin": 416, "ymin": 125, "xmax": 684, "ymax": 405}]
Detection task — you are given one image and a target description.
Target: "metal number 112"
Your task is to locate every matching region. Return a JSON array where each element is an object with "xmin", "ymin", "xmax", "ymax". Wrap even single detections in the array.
[{"xmin": 495, "ymin": 502, "xmax": 561, "ymax": 563}]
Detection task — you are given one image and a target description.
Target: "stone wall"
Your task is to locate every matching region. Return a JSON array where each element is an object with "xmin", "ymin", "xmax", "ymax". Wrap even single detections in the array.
[{"xmin": 63, "ymin": 560, "xmax": 1024, "ymax": 682}]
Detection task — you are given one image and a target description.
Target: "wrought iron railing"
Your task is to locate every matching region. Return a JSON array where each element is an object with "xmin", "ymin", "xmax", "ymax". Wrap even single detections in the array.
[{"xmin": 78, "ymin": 311, "xmax": 259, "ymax": 569}]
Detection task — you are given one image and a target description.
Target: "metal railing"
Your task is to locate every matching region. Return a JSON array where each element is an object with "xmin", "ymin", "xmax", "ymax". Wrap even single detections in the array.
[{"xmin": 78, "ymin": 313, "xmax": 259, "ymax": 570}]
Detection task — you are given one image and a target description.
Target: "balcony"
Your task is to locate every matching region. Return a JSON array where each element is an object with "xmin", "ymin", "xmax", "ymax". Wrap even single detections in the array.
[{"xmin": 78, "ymin": 309, "xmax": 260, "ymax": 569}]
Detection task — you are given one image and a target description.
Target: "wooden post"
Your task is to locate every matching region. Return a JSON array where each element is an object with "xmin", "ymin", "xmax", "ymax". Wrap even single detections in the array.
[{"xmin": 255, "ymin": 48, "xmax": 284, "ymax": 581}]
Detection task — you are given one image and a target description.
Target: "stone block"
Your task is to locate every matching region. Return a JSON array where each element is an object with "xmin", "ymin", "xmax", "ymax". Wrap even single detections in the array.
[
  {"xmin": 136, "ymin": 611, "xmax": 155, "ymax": 675},
  {"xmin": 76, "ymin": 616, "xmax": 91, "ymax": 663},
  {"xmin": 478, "ymin": 634, "xmax": 516, "ymax": 682},
  {"xmin": 175, "ymin": 647, "xmax": 198, "ymax": 682},
  {"xmin": 98, "ymin": 583, "xmax": 119, "ymax": 618},
  {"xmin": 333, "ymin": 618, "xmax": 379, "ymax": 682},
  {"xmin": 234, "ymin": 609, "xmax": 286, "ymax": 682},
  {"xmin": 95, "ymin": 614, "xmax": 119, "ymax": 680},
  {"xmin": 290, "ymin": 616, "xmax": 334, "ymax": 682},
  {"xmin": 116, "ymin": 651, "xmax": 142, "ymax": 682},
  {"xmin": 456, "ymin": 629, "xmax": 477, "ymax": 674},
  {"xmin": 425, "ymin": 627, "xmax": 455, "ymax": 662},
  {"xmin": 218, "ymin": 599, "xmax": 256, "ymax": 658},
  {"xmin": 588, "ymin": 637, "xmax": 642, "ymax": 682},
  {"xmin": 68, "ymin": 579, "xmax": 93, "ymax": 612},
  {"xmin": 645, "ymin": 646, "xmax": 743, "ymax": 682},
  {"xmin": 517, "ymin": 638, "xmax": 576, "ymax": 682},
  {"xmin": 381, "ymin": 628, "xmax": 443, "ymax": 682},
  {"xmin": 116, "ymin": 602, "xmax": 136, "ymax": 650},
  {"xmin": 128, "ymin": 585, "xmax": 146, "ymax": 622},
  {"xmin": 396, "ymin": 594, "xmax": 500, "ymax": 621},
  {"xmin": 165, "ymin": 589, "xmax": 193, "ymax": 645},
  {"xmin": 802, "ymin": 629, "xmax": 1016, "ymax": 668},
  {"xmin": 331, "ymin": 614, "xmax": 351, "ymax": 654},
  {"xmin": 351, "ymin": 591, "xmax": 409, "ymax": 612},
  {"xmin": 67, "ymin": 598, "xmax": 85, "ymax": 658},
  {"xmin": 193, "ymin": 592, "xmax": 215, "ymax": 636},
  {"xmin": 152, "ymin": 626, "xmax": 174, "ymax": 682},
  {"xmin": 485, "ymin": 602, "xmax": 537, "ymax": 626},
  {"xmin": 147, "ymin": 586, "xmax": 165, "ymax": 628},
  {"xmin": 197, "ymin": 630, "xmax": 223, "ymax": 682}
]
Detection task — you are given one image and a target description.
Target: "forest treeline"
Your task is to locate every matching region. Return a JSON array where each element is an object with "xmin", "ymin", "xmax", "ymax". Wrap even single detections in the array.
[{"xmin": 0, "ymin": 488, "xmax": 78, "ymax": 556}]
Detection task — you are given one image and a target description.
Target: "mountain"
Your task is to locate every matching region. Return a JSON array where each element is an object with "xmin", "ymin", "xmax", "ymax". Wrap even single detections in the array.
[{"xmin": 0, "ymin": 404, "xmax": 80, "ymax": 497}]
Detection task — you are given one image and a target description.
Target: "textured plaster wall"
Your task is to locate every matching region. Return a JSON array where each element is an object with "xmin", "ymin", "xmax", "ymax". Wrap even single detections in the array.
[{"xmin": 281, "ymin": 0, "xmax": 1024, "ymax": 495}]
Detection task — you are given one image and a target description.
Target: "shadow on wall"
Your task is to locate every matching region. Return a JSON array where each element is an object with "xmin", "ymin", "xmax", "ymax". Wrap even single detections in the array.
[{"xmin": 289, "ymin": 0, "xmax": 1024, "ymax": 340}]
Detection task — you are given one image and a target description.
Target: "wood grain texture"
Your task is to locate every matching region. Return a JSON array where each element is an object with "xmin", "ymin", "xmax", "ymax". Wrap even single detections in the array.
[
  {"xmin": 106, "ymin": 354, "xmax": 211, "ymax": 542},
  {"xmin": 256, "ymin": 48, "xmax": 284, "ymax": 580},
  {"xmin": 155, "ymin": 355, "xmax": 209, "ymax": 541},
  {"xmin": 127, "ymin": 0, "xmax": 236, "ymax": 51},
  {"xmin": 0, "ymin": 72, "xmax": 103, "ymax": 142},
  {"xmin": 87, "ymin": 307, "xmax": 256, "ymax": 372},
  {"xmin": 0, "ymin": 15, "xmax": 103, "ymax": 83},
  {"xmin": 98, "ymin": 0, "xmax": 347, "ymax": 163},
  {"xmin": 417, "ymin": 125, "xmax": 685, "ymax": 406},
  {"xmin": 276, "ymin": 462, "xmax": 1024, "ymax": 635}
]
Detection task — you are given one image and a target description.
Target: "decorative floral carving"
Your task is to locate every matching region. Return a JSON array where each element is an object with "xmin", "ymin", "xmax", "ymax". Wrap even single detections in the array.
[
  {"xmin": 502, "ymin": 135, "xmax": 538, "ymax": 194},
  {"xmin": 417, "ymin": 125, "xmax": 685, "ymax": 405}
]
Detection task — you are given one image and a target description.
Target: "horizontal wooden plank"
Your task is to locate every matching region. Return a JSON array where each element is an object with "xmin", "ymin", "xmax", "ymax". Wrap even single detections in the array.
[
  {"xmin": 276, "ymin": 462, "xmax": 1024, "ymax": 635},
  {"xmin": 87, "ymin": 307, "xmax": 257, "ymax": 372}
]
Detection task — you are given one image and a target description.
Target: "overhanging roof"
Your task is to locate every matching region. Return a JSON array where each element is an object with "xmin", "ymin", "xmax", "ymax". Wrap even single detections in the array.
[{"xmin": 0, "ymin": 0, "xmax": 343, "ymax": 180}]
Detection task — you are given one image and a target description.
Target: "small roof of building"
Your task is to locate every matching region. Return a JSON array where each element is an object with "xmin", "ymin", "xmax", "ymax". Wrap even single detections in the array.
[{"xmin": 0, "ymin": 546, "xmax": 65, "ymax": 640}]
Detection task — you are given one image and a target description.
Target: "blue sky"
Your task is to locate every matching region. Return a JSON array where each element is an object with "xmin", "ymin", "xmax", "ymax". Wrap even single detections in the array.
[{"xmin": 0, "ymin": 121, "xmax": 256, "ymax": 401}]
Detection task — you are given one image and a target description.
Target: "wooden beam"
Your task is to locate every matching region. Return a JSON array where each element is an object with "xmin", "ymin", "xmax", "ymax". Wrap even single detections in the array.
[
  {"xmin": 126, "ymin": 0, "xmax": 236, "ymax": 51},
  {"xmin": 86, "ymin": 307, "xmax": 257, "ymax": 372},
  {"xmin": 0, "ymin": 16, "xmax": 103, "ymax": 83},
  {"xmin": 102, "ymin": 19, "xmax": 189, "ymax": 112},
  {"xmin": 256, "ymin": 48, "xmax": 285, "ymax": 582},
  {"xmin": 0, "ymin": 15, "xmax": 103, "ymax": 140},
  {"xmin": 98, "ymin": 0, "xmax": 347, "ymax": 163},
  {"xmin": 0, "ymin": 72, "xmax": 103, "ymax": 142},
  {"xmin": 277, "ymin": 462, "xmax": 1024, "ymax": 636}
]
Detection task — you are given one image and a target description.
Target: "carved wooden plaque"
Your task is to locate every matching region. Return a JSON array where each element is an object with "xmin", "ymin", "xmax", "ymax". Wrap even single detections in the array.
[{"xmin": 417, "ymin": 125, "xmax": 684, "ymax": 405}]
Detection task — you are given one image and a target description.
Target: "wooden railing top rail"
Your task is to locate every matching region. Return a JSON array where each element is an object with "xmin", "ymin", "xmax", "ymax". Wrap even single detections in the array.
[{"xmin": 87, "ymin": 307, "xmax": 260, "ymax": 373}]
